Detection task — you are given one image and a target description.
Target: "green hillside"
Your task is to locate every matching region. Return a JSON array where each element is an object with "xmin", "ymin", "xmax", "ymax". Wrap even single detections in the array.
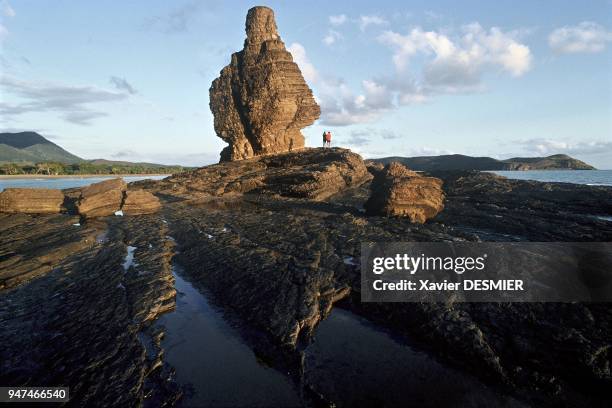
[{"xmin": 0, "ymin": 131, "xmax": 83, "ymax": 164}]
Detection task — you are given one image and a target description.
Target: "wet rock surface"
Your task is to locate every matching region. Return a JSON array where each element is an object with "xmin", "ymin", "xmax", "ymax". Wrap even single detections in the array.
[
  {"xmin": 0, "ymin": 214, "xmax": 179, "ymax": 407},
  {"xmin": 209, "ymin": 6, "xmax": 320, "ymax": 162},
  {"xmin": 431, "ymin": 170, "xmax": 612, "ymax": 241},
  {"xmin": 364, "ymin": 162, "xmax": 445, "ymax": 223},
  {"xmin": 1, "ymin": 149, "xmax": 611, "ymax": 407}
]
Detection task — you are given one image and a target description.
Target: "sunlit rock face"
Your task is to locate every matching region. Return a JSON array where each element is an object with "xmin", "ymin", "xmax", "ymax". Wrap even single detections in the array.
[
  {"xmin": 365, "ymin": 162, "xmax": 445, "ymax": 223},
  {"xmin": 209, "ymin": 6, "xmax": 320, "ymax": 162}
]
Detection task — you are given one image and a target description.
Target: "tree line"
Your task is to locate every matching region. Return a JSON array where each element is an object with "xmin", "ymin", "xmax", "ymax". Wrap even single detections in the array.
[{"xmin": 0, "ymin": 162, "xmax": 190, "ymax": 176}]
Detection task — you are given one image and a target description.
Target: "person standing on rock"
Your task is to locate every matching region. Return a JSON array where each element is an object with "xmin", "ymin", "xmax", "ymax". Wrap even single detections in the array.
[
  {"xmin": 324, "ymin": 131, "xmax": 332, "ymax": 147},
  {"xmin": 322, "ymin": 131, "xmax": 328, "ymax": 147}
]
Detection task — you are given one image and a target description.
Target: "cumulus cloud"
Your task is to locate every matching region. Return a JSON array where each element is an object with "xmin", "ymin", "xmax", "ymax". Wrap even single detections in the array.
[
  {"xmin": 0, "ymin": 76, "xmax": 130, "ymax": 125},
  {"xmin": 513, "ymin": 138, "xmax": 612, "ymax": 156},
  {"xmin": 379, "ymin": 23, "xmax": 532, "ymax": 77},
  {"xmin": 329, "ymin": 14, "xmax": 347, "ymax": 26},
  {"xmin": 1, "ymin": 0, "xmax": 15, "ymax": 18},
  {"xmin": 373, "ymin": 23, "xmax": 531, "ymax": 101},
  {"xmin": 291, "ymin": 22, "xmax": 531, "ymax": 126},
  {"xmin": 548, "ymin": 22, "xmax": 612, "ymax": 54},
  {"xmin": 109, "ymin": 76, "xmax": 138, "ymax": 95},
  {"xmin": 359, "ymin": 15, "xmax": 388, "ymax": 31},
  {"xmin": 288, "ymin": 43, "xmax": 318, "ymax": 83},
  {"xmin": 323, "ymin": 29, "xmax": 342, "ymax": 46},
  {"xmin": 290, "ymin": 42, "xmax": 384, "ymax": 125}
]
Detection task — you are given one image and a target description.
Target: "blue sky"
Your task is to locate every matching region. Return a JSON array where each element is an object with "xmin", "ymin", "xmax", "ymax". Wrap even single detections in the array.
[{"xmin": 1, "ymin": 0, "xmax": 611, "ymax": 168}]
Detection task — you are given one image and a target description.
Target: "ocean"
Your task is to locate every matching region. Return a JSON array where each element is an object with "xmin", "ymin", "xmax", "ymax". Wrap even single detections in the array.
[
  {"xmin": 0, "ymin": 175, "xmax": 168, "ymax": 192},
  {"xmin": 1, "ymin": 171, "xmax": 611, "ymax": 193},
  {"xmin": 488, "ymin": 170, "xmax": 612, "ymax": 186}
]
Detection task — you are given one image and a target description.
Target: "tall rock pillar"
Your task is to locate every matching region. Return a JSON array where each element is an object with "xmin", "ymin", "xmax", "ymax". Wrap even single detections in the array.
[{"xmin": 209, "ymin": 6, "xmax": 321, "ymax": 162}]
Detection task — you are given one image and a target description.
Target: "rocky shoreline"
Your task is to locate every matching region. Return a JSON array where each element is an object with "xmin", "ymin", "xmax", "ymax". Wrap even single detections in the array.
[{"xmin": 1, "ymin": 148, "xmax": 611, "ymax": 407}]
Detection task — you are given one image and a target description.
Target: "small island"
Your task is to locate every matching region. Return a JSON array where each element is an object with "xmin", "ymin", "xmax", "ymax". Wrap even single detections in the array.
[{"xmin": 371, "ymin": 153, "xmax": 596, "ymax": 171}]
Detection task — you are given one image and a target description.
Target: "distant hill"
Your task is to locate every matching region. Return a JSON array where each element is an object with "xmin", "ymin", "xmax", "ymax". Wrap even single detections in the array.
[
  {"xmin": 87, "ymin": 159, "xmax": 179, "ymax": 168},
  {"xmin": 0, "ymin": 131, "xmax": 83, "ymax": 164},
  {"xmin": 0, "ymin": 131, "xmax": 192, "ymax": 175},
  {"xmin": 370, "ymin": 154, "xmax": 596, "ymax": 171}
]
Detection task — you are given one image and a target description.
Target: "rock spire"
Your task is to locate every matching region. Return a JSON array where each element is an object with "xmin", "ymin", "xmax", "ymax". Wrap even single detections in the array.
[{"xmin": 209, "ymin": 6, "xmax": 320, "ymax": 162}]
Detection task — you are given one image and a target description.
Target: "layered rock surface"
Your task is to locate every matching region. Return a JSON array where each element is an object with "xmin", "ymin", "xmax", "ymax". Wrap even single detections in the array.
[
  {"xmin": 209, "ymin": 6, "xmax": 320, "ymax": 162},
  {"xmin": 364, "ymin": 162, "xmax": 445, "ymax": 223},
  {"xmin": 142, "ymin": 148, "xmax": 370, "ymax": 201},
  {"xmin": 2, "ymin": 148, "xmax": 612, "ymax": 407},
  {"xmin": 122, "ymin": 189, "xmax": 162, "ymax": 215},
  {"xmin": 0, "ymin": 178, "xmax": 163, "ymax": 218},
  {"xmin": 0, "ymin": 188, "xmax": 65, "ymax": 213},
  {"xmin": 77, "ymin": 178, "xmax": 127, "ymax": 217}
]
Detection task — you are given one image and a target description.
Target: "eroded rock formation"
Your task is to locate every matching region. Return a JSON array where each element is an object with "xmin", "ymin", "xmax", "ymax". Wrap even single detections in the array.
[
  {"xmin": 209, "ymin": 6, "xmax": 320, "ymax": 162},
  {"xmin": 122, "ymin": 189, "xmax": 162, "ymax": 215},
  {"xmin": 364, "ymin": 162, "xmax": 445, "ymax": 223},
  {"xmin": 139, "ymin": 148, "xmax": 370, "ymax": 201},
  {"xmin": 0, "ymin": 188, "xmax": 65, "ymax": 213},
  {"xmin": 0, "ymin": 178, "xmax": 163, "ymax": 218},
  {"xmin": 2, "ymin": 146, "xmax": 612, "ymax": 407},
  {"xmin": 77, "ymin": 178, "xmax": 127, "ymax": 217}
]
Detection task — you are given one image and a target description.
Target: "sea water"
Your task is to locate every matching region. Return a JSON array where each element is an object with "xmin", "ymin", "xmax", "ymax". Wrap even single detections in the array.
[
  {"xmin": 488, "ymin": 170, "xmax": 612, "ymax": 186},
  {"xmin": 0, "ymin": 175, "xmax": 168, "ymax": 192},
  {"xmin": 158, "ymin": 264, "xmax": 520, "ymax": 407}
]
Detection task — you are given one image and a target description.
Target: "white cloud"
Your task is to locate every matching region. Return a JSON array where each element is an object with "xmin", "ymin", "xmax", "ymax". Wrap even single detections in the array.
[
  {"xmin": 379, "ymin": 24, "xmax": 532, "ymax": 78},
  {"xmin": 329, "ymin": 14, "xmax": 347, "ymax": 26},
  {"xmin": 359, "ymin": 15, "xmax": 388, "ymax": 31},
  {"xmin": 290, "ymin": 42, "xmax": 382, "ymax": 126},
  {"xmin": 323, "ymin": 29, "xmax": 342, "ymax": 46},
  {"xmin": 0, "ymin": 76, "xmax": 131, "ymax": 125},
  {"xmin": 290, "ymin": 21, "xmax": 532, "ymax": 127},
  {"xmin": 288, "ymin": 43, "xmax": 318, "ymax": 84},
  {"xmin": 548, "ymin": 21, "xmax": 612, "ymax": 53},
  {"xmin": 377, "ymin": 23, "xmax": 531, "ymax": 100},
  {"xmin": 513, "ymin": 138, "xmax": 612, "ymax": 156},
  {"xmin": 1, "ymin": 1, "xmax": 15, "ymax": 18}
]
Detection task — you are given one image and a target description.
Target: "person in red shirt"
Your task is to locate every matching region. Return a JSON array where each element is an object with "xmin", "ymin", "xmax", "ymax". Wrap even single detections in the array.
[{"xmin": 324, "ymin": 131, "xmax": 332, "ymax": 147}]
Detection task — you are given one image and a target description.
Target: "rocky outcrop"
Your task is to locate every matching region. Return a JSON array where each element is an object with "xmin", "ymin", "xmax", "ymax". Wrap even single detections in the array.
[
  {"xmin": 0, "ymin": 188, "xmax": 65, "ymax": 213},
  {"xmin": 0, "ymin": 214, "xmax": 180, "ymax": 406},
  {"xmin": 77, "ymin": 178, "xmax": 126, "ymax": 217},
  {"xmin": 1, "ymin": 154, "xmax": 612, "ymax": 407},
  {"xmin": 122, "ymin": 189, "xmax": 162, "ymax": 215},
  {"xmin": 136, "ymin": 148, "xmax": 370, "ymax": 201},
  {"xmin": 432, "ymin": 170, "xmax": 612, "ymax": 241},
  {"xmin": 364, "ymin": 162, "xmax": 445, "ymax": 223},
  {"xmin": 209, "ymin": 6, "xmax": 320, "ymax": 162},
  {"xmin": 0, "ymin": 179, "xmax": 162, "ymax": 217}
]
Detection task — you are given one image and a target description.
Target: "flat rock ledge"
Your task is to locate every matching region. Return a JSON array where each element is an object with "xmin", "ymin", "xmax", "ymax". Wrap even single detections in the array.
[
  {"xmin": 0, "ymin": 188, "xmax": 65, "ymax": 213},
  {"xmin": 0, "ymin": 178, "xmax": 162, "ymax": 218}
]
